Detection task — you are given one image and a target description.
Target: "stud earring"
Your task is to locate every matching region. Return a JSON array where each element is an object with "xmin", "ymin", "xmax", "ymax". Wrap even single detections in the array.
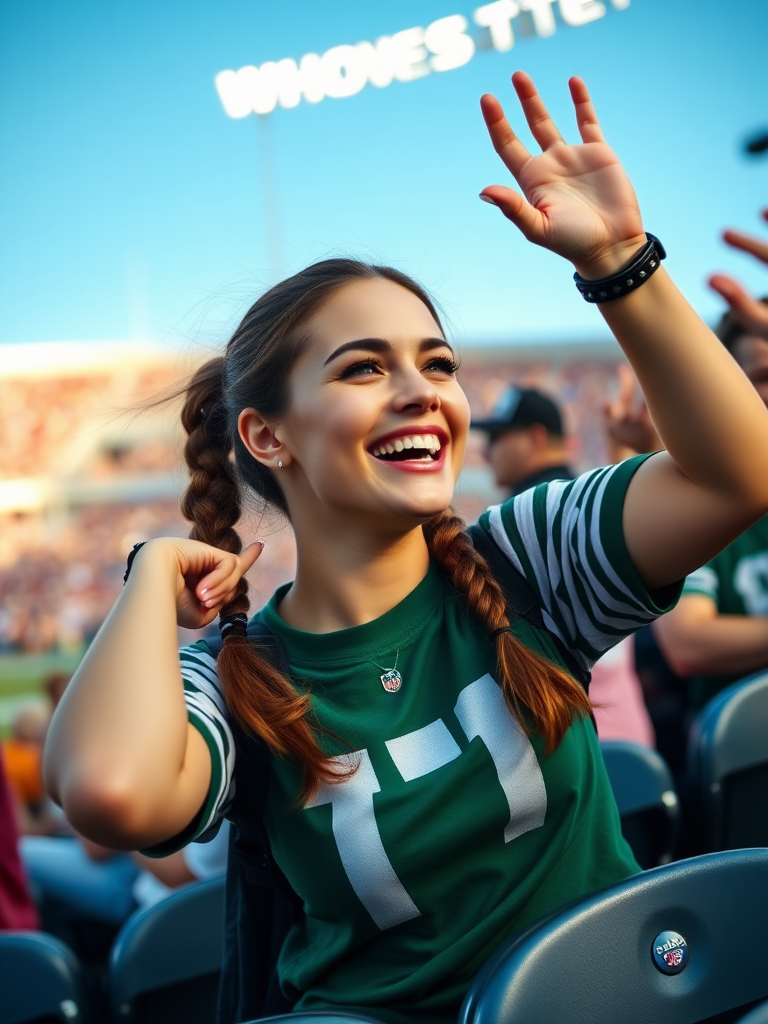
[{"xmin": 278, "ymin": 460, "xmax": 283, "ymax": 469}]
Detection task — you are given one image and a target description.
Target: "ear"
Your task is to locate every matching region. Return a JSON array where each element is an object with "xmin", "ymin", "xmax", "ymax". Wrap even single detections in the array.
[
  {"xmin": 238, "ymin": 408, "xmax": 290, "ymax": 470},
  {"xmin": 527, "ymin": 423, "xmax": 549, "ymax": 451}
]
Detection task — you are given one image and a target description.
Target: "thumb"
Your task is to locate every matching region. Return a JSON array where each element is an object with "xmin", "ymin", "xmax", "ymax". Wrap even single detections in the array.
[{"xmin": 480, "ymin": 187, "xmax": 544, "ymax": 243}]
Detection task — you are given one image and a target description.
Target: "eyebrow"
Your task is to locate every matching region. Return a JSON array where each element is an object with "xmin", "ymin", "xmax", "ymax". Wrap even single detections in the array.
[{"xmin": 323, "ymin": 336, "xmax": 453, "ymax": 367}]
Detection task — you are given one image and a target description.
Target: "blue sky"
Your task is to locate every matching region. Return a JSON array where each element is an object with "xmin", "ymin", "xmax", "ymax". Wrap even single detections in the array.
[{"xmin": 1, "ymin": 0, "xmax": 767, "ymax": 349}]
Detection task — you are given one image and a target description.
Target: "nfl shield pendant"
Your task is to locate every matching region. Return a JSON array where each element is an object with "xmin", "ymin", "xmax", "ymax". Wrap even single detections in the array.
[{"xmin": 380, "ymin": 669, "xmax": 402, "ymax": 693}]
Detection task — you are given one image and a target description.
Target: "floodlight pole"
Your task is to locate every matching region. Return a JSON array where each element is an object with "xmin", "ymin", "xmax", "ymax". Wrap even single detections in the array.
[{"xmin": 256, "ymin": 113, "xmax": 283, "ymax": 282}]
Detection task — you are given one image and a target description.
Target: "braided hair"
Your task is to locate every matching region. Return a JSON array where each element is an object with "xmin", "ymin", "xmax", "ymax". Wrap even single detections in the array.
[{"xmin": 180, "ymin": 259, "xmax": 590, "ymax": 801}]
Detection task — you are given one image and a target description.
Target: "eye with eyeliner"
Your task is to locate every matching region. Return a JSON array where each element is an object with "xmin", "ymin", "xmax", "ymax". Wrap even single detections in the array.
[
  {"xmin": 424, "ymin": 355, "xmax": 459, "ymax": 375},
  {"xmin": 336, "ymin": 358, "xmax": 383, "ymax": 380},
  {"xmin": 335, "ymin": 354, "xmax": 458, "ymax": 381}
]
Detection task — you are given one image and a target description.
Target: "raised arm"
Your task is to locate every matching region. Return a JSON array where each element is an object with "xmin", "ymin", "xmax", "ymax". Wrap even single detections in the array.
[
  {"xmin": 480, "ymin": 73, "xmax": 768, "ymax": 590},
  {"xmin": 43, "ymin": 538, "xmax": 262, "ymax": 849}
]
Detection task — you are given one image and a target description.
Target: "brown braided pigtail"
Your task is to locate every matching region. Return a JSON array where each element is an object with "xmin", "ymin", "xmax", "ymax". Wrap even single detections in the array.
[
  {"xmin": 180, "ymin": 358, "xmax": 343, "ymax": 802},
  {"xmin": 424, "ymin": 509, "xmax": 592, "ymax": 754}
]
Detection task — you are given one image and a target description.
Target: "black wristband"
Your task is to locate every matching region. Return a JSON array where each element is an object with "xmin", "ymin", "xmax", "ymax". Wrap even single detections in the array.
[
  {"xmin": 123, "ymin": 542, "xmax": 146, "ymax": 584},
  {"xmin": 574, "ymin": 233, "xmax": 666, "ymax": 303}
]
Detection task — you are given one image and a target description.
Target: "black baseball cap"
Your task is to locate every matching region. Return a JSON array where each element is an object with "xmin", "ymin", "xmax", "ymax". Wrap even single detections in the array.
[{"xmin": 472, "ymin": 386, "xmax": 564, "ymax": 438}]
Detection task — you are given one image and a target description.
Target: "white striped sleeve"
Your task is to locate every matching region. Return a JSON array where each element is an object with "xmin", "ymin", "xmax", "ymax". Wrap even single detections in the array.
[
  {"xmin": 179, "ymin": 641, "xmax": 235, "ymax": 840},
  {"xmin": 477, "ymin": 454, "xmax": 682, "ymax": 674}
]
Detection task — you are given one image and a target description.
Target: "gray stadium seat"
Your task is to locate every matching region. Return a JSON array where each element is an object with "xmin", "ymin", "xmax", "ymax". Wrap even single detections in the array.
[
  {"xmin": 0, "ymin": 931, "xmax": 87, "ymax": 1024},
  {"xmin": 109, "ymin": 876, "xmax": 225, "ymax": 1024},
  {"xmin": 600, "ymin": 740, "xmax": 680, "ymax": 867},
  {"xmin": 247, "ymin": 1016, "xmax": 383, "ymax": 1024},
  {"xmin": 459, "ymin": 848, "xmax": 768, "ymax": 1024},
  {"xmin": 738, "ymin": 1001, "xmax": 768, "ymax": 1024},
  {"xmin": 687, "ymin": 670, "xmax": 768, "ymax": 850}
]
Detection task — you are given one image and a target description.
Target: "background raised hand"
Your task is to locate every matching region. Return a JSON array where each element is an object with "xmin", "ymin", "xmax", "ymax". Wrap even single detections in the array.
[
  {"xmin": 479, "ymin": 72, "xmax": 646, "ymax": 280},
  {"xmin": 709, "ymin": 209, "xmax": 768, "ymax": 337},
  {"xmin": 603, "ymin": 364, "xmax": 662, "ymax": 464}
]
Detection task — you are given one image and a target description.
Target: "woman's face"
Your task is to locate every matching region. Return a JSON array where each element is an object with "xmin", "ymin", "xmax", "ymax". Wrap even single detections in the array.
[{"xmin": 274, "ymin": 276, "xmax": 470, "ymax": 530}]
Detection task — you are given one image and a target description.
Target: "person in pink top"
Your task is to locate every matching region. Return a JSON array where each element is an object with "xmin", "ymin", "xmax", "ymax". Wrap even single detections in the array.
[{"xmin": 0, "ymin": 747, "xmax": 39, "ymax": 930}]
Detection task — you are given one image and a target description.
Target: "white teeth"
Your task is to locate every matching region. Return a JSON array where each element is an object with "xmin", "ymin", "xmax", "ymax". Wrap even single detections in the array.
[{"xmin": 370, "ymin": 433, "xmax": 445, "ymax": 457}]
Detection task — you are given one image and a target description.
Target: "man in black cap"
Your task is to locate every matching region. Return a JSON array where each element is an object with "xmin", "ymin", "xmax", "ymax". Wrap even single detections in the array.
[{"xmin": 472, "ymin": 386, "xmax": 574, "ymax": 496}]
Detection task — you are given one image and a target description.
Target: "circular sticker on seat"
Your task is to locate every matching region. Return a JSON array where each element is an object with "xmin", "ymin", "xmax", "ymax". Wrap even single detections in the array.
[{"xmin": 652, "ymin": 931, "xmax": 689, "ymax": 974}]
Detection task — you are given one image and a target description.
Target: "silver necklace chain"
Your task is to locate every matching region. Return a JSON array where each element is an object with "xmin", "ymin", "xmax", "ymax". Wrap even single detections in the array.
[{"xmin": 370, "ymin": 648, "xmax": 402, "ymax": 693}]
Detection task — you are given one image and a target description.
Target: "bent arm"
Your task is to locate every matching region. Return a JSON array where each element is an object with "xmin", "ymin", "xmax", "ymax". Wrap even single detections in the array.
[
  {"xmin": 652, "ymin": 594, "xmax": 768, "ymax": 678},
  {"xmin": 600, "ymin": 269, "xmax": 768, "ymax": 590},
  {"xmin": 480, "ymin": 75, "xmax": 768, "ymax": 592},
  {"xmin": 43, "ymin": 544, "xmax": 212, "ymax": 850}
]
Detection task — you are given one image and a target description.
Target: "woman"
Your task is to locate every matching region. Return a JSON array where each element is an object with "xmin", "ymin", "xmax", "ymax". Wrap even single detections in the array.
[{"xmin": 44, "ymin": 74, "xmax": 768, "ymax": 1023}]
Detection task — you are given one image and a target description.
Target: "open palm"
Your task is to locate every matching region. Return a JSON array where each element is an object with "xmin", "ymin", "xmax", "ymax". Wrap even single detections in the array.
[{"xmin": 481, "ymin": 73, "xmax": 646, "ymax": 278}]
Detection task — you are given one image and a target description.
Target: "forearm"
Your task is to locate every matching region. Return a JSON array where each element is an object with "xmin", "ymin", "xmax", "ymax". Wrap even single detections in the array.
[
  {"xmin": 44, "ymin": 544, "xmax": 210, "ymax": 848},
  {"xmin": 595, "ymin": 267, "xmax": 768, "ymax": 505},
  {"xmin": 653, "ymin": 612, "xmax": 768, "ymax": 677},
  {"xmin": 132, "ymin": 850, "xmax": 196, "ymax": 887}
]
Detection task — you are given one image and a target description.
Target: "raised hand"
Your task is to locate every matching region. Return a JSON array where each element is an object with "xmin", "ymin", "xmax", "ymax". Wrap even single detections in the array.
[
  {"xmin": 708, "ymin": 209, "xmax": 768, "ymax": 338},
  {"xmin": 603, "ymin": 364, "xmax": 661, "ymax": 462},
  {"xmin": 130, "ymin": 537, "xmax": 264, "ymax": 630},
  {"xmin": 480, "ymin": 72, "xmax": 646, "ymax": 280}
]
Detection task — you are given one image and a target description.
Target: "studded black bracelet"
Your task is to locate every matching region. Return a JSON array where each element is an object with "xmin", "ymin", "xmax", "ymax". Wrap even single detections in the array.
[{"xmin": 574, "ymin": 233, "xmax": 666, "ymax": 303}]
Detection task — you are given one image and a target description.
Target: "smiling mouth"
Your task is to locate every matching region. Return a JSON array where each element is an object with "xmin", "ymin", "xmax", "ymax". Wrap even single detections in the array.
[{"xmin": 370, "ymin": 433, "xmax": 442, "ymax": 462}]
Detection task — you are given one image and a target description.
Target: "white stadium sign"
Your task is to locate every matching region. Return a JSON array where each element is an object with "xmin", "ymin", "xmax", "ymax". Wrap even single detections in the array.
[{"xmin": 215, "ymin": 0, "xmax": 630, "ymax": 117}]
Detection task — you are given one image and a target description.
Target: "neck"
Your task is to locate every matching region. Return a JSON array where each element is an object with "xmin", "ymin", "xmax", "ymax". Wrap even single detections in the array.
[
  {"xmin": 278, "ymin": 519, "xmax": 432, "ymax": 633},
  {"xmin": 533, "ymin": 446, "xmax": 568, "ymax": 471}
]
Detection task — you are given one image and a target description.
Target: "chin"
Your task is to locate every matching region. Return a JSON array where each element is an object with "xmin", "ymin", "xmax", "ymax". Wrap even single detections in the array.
[{"xmin": 387, "ymin": 494, "xmax": 455, "ymax": 524}]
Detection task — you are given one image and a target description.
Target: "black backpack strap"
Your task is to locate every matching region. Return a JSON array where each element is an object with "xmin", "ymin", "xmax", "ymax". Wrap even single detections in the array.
[
  {"xmin": 467, "ymin": 523, "xmax": 591, "ymax": 692},
  {"xmin": 468, "ymin": 523, "xmax": 544, "ymax": 629},
  {"xmin": 202, "ymin": 620, "xmax": 302, "ymax": 1024}
]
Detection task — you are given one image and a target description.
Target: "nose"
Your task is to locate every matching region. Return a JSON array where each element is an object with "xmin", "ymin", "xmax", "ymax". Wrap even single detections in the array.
[{"xmin": 391, "ymin": 367, "xmax": 441, "ymax": 415}]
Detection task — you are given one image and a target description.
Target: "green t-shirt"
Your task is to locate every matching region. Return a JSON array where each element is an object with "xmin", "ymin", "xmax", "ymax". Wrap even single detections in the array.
[
  {"xmin": 682, "ymin": 514, "xmax": 768, "ymax": 706},
  {"xmin": 177, "ymin": 456, "xmax": 679, "ymax": 1024}
]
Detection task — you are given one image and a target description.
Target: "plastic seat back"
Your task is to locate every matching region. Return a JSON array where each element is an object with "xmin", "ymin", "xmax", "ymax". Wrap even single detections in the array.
[
  {"xmin": 460, "ymin": 849, "xmax": 768, "ymax": 1024},
  {"xmin": 109, "ymin": 877, "xmax": 225, "ymax": 1024},
  {"xmin": 0, "ymin": 931, "xmax": 87, "ymax": 1024},
  {"xmin": 246, "ymin": 1015, "xmax": 383, "ymax": 1024},
  {"xmin": 738, "ymin": 1001, "xmax": 768, "ymax": 1024},
  {"xmin": 688, "ymin": 671, "xmax": 768, "ymax": 850},
  {"xmin": 600, "ymin": 740, "xmax": 679, "ymax": 867}
]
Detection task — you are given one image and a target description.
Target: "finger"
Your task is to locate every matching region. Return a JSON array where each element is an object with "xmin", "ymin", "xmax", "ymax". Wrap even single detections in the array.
[
  {"xmin": 479, "ymin": 186, "xmax": 545, "ymax": 243},
  {"xmin": 602, "ymin": 398, "xmax": 619, "ymax": 423},
  {"xmin": 568, "ymin": 76, "xmax": 606, "ymax": 145},
  {"xmin": 197, "ymin": 541, "xmax": 264, "ymax": 606},
  {"xmin": 196, "ymin": 558, "xmax": 244, "ymax": 605},
  {"xmin": 239, "ymin": 540, "xmax": 266, "ymax": 573},
  {"xmin": 616, "ymin": 363, "xmax": 635, "ymax": 411},
  {"xmin": 722, "ymin": 228, "xmax": 768, "ymax": 265},
  {"xmin": 511, "ymin": 70, "xmax": 565, "ymax": 151},
  {"xmin": 708, "ymin": 274, "xmax": 768, "ymax": 328},
  {"xmin": 480, "ymin": 93, "xmax": 532, "ymax": 179}
]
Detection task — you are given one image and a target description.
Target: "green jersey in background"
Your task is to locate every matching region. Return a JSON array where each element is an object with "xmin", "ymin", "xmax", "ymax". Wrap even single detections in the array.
[{"xmin": 682, "ymin": 515, "xmax": 768, "ymax": 707}]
